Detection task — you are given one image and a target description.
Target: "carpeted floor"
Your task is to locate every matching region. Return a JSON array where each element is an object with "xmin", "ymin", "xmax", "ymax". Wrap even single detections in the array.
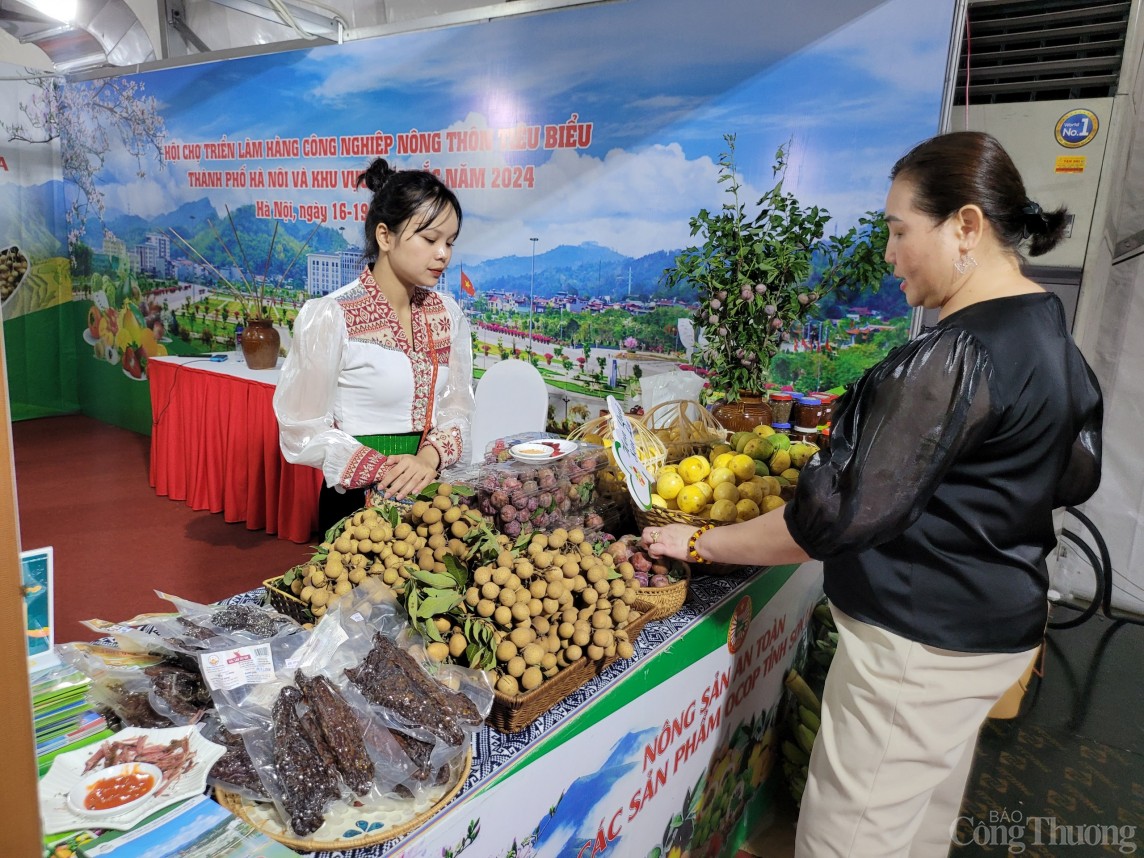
[{"xmin": 13, "ymin": 413, "xmax": 314, "ymax": 641}]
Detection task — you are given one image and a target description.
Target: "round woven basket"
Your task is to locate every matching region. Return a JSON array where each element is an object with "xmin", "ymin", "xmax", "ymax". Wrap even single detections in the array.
[
  {"xmin": 636, "ymin": 564, "xmax": 690, "ymax": 620},
  {"xmin": 215, "ymin": 750, "xmax": 470, "ymax": 852},
  {"xmin": 642, "ymin": 399, "xmax": 729, "ymax": 462}
]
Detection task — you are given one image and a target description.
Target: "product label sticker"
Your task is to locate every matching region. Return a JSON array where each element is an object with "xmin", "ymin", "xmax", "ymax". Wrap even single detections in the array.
[
  {"xmin": 606, "ymin": 395, "xmax": 654, "ymax": 510},
  {"xmin": 200, "ymin": 643, "xmax": 275, "ymax": 691},
  {"xmin": 1055, "ymin": 109, "xmax": 1098, "ymax": 148},
  {"xmin": 1055, "ymin": 155, "xmax": 1086, "ymax": 173}
]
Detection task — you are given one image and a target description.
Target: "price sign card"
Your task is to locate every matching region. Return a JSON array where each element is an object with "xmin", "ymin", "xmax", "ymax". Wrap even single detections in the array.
[{"xmin": 606, "ymin": 395, "xmax": 655, "ymax": 510}]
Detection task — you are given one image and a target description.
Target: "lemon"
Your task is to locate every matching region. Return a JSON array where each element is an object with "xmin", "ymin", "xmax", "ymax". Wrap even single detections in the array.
[
  {"xmin": 769, "ymin": 433, "xmax": 791, "ymax": 452},
  {"xmin": 713, "ymin": 481, "xmax": 740, "ymax": 503},
  {"xmin": 761, "ymin": 495, "xmax": 786, "ymax": 513},
  {"xmin": 695, "ymin": 481, "xmax": 714, "ymax": 503},
  {"xmin": 678, "ymin": 455, "xmax": 711, "ymax": 484},
  {"xmin": 729, "ymin": 454, "xmax": 756, "ymax": 481},
  {"xmin": 660, "ymin": 463, "xmax": 680, "ymax": 474},
  {"xmin": 708, "ymin": 466, "xmax": 736, "ymax": 489},
  {"xmin": 769, "ymin": 450, "xmax": 791, "ymax": 474},
  {"xmin": 677, "ymin": 484, "xmax": 708, "ymax": 515},
  {"xmin": 735, "ymin": 498, "xmax": 761, "ymax": 521},
  {"xmin": 710, "ymin": 443, "xmax": 733, "ymax": 459},
  {"xmin": 781, "ymin": 468, "xmax": 801, "ymax": 484},
  {"xmin": 754, "ymin": 459, "xmax": 770, "ymax": 478},
  {"xmin": 738, "ymin": 481, "xmax": 764, "ymax": 504},
  {"xmin": 712, "ymin": 451, "xmax": 736, "ymax": 471},
  {"xmin": 752, "ymin": 424, "xmax": 776, "ymax": 437},
  {"xmin": 650, "ymin": 493, "xmax": 668, "ymax": 508},
  {"xmin": 656, "ymin": 471, "xmax": 685, "ymax": 501},
  {"xmin": 710, "ymin": 499, "xmax": 738, "ymax": 522}
]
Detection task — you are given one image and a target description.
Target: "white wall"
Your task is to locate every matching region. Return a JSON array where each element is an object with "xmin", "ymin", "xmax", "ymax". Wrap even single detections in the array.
[{"xmin": 1058, "ymin": 1, "xmax": 1144, "ymax": 615}]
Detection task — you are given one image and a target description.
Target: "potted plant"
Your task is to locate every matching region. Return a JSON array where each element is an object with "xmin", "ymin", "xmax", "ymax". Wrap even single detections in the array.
[
  {"xmin": 664, "ymin": 134, "xmax": 892, "ymax": 428},
  {"xmin": 170, "ymin": 209, "xmax": 317, "ymax": 369}
]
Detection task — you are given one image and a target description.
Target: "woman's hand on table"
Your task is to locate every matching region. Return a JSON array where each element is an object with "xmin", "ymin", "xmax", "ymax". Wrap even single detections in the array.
[
  {"xmin": 642, "ymin": 524, "xmax": 696, "ymax": 562},
  {"xmin": 374, "ymin": 448, "xmax": 440, "ymax": 500}
]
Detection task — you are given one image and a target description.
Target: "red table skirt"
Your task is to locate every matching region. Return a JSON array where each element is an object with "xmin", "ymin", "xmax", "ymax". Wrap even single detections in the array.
[{"xmin": 148, "ymin": 357, "xmax": 322, "ymax": 543}]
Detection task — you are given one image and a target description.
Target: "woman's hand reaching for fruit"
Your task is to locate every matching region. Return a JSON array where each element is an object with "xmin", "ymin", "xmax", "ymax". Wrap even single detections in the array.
[{"xmin": 642, "ymin": 524, "xmax": 699, "ymax": 563}]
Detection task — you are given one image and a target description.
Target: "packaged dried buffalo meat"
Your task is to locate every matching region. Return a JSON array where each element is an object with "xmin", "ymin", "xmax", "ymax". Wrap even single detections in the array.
[{"xmin": 320, "ymin": 578, "xmax": 494, "ymax": 782}]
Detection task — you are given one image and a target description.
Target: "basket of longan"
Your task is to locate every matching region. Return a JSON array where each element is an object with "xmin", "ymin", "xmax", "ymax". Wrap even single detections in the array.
[
  {"xmin": 476, "ymin": 526, "xmax": 655, "ymax": 733},
  {"xmin": 263, "ymin": 487, "xmax": 486, "ymax": 626}
]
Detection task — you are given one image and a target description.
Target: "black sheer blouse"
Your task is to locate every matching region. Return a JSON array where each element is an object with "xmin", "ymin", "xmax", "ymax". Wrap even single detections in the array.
[{"xmin": 785, "ymin": 292, "xmax": 1102, "ymax": 652}]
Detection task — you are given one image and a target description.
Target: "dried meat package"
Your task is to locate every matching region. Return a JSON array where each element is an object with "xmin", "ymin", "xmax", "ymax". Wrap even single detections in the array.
[
  {"xmin": 207, "ymin": 601, "xmax": 449, "ymax": 836},
  {"xmin": 319, "ymin": 578, "xmax": 494, "ymax": 782}
]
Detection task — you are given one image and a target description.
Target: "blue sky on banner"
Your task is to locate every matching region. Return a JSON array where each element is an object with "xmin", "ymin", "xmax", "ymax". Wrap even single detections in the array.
[{"xmin": 91, "ymin": 0, "xmax": 953, "ymax": 263}]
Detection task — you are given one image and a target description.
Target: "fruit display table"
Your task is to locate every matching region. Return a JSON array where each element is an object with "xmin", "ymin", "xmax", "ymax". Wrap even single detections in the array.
[
  {"xmin": 267, "ymin": 559, "xmax": 823, "ymax": 857},
  {"xmin": 147, "ymin": 354, "xmax": 322, "ymax": 543}
]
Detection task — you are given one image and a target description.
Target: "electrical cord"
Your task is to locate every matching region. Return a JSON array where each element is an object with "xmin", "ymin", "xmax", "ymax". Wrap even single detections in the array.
[{"xmin": 150, "ymin": 356, "xmax": 227, "ymax": 430}]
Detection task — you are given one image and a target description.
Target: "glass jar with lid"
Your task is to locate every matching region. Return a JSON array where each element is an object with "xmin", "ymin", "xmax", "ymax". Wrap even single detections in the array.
[
  {"xmin": 792, "ymin": 396, "xmax": 826, "ymax": 429},
  {"xmin": 791, "ymin": 425, "xmax": 819, "ymax": 445},
  {"xmin": 768, "ymin": 392, "xmax": 794, "ymax": 425}
]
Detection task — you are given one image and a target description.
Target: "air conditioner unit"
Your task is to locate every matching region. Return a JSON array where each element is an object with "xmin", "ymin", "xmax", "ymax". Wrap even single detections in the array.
[{"xmin": 945, "ymin": 0, "xmax": 1130, "ymax": 330}]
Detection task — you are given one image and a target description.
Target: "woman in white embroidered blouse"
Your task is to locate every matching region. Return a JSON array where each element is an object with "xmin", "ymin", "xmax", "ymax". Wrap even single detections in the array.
[{"xmin": 273, "ymin": 158, "xmax": 475, "ymax": 530}]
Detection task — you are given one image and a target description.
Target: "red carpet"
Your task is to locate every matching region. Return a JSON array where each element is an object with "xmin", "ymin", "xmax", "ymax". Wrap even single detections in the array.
[{"xmin": 13, "ymin": 414, "xmax": 314, "ymax": 643}]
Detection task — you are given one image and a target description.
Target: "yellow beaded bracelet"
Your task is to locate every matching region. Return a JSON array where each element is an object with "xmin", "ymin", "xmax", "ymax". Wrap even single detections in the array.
[{"xmin": 688, "ymin": 523, "xmax": 715, "ymax": 564}]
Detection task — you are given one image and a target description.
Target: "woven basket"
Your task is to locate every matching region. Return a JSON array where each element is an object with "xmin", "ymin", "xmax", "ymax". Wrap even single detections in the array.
[
  {"xmin": 263, "ymin": 571, "xmax": 314, "ymax": 625},
  {"xmin": 642, "ymin": 400, "xmax": 729, "ymax": 462},
  {"xmin": 636, "ymin": 565, "xmax": 690, "ymax": 621},
  {"xmin": 488, "ymin": 598, "xmax": 654, "ymax": 733},
  {"xmin": 568, "ymin": 414, "xmax": 667, "ymax": 510},
  {"xmin": 215, "ymin": 750, "xmax": 471, "ymax": 852}
]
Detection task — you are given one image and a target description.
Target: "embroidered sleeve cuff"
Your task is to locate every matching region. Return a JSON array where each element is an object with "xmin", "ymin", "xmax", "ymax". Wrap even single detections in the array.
[
  {"xmin": 424, "ymin": 426, "xmax": 463, "ymax": 469},
  {"xmin": 340, "ymin": 447, "xmax": 390, "ymax": 489}
]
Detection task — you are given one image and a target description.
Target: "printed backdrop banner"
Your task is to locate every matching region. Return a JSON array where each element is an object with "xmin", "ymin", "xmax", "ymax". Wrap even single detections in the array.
[
  {"xmin": 0, "ymin": 65, "xmax": 76, "ymax": 421},
  {"xmin": 0, "ymin": 0, "xmax": 953, "ymax": 433}
]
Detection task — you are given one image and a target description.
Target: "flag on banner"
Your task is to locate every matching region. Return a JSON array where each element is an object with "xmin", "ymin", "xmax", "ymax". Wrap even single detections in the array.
[{"xmin": 460, "ymin": 270, "xmax": 475, "ymax": 296}]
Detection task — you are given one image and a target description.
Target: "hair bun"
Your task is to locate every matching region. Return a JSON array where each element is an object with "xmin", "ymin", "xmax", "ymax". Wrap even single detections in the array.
[
  {"xmin": 1021, "ymin": 201, "xmax": 1048, "ymax": 238},
  {"xmin": 356, "ymin": 158, "xmax": 395, "ymax": 194}
]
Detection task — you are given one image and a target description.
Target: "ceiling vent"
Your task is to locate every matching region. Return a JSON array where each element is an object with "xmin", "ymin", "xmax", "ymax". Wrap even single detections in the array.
[
  {"xmin": 955, "ymin": 0, "xmax": 1130, "ymax": 104},
  {"xmin": 0, "ymin": 0, "xmax": 155, "ymax": 71}
]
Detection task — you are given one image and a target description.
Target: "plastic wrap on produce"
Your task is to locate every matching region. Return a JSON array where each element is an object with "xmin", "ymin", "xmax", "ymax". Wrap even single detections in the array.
[{"xmin": 471, "ymin": 435, "xmax": 617, "ymax": 539}]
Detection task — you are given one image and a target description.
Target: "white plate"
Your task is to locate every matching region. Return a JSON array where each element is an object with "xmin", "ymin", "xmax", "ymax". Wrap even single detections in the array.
[
  {"xmin": 67, "ymin": 762, "xmax": 163, "ymax": 818},
  {"xmin": 510, "ymin": 439, "xmax": 578, "ymax": 462},
  {"xmin": 39, "ymin": 725, "xmax": 227, "ymax": 835},
  {"xmin": 82, "ymin": 329, "xmax": 100, "ymax": 346}
]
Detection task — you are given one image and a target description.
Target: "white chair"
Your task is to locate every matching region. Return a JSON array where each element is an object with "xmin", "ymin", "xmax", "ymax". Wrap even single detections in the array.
[{"xmin": 470, "ymin": 359, "xmax": 549, "ymax": 463}]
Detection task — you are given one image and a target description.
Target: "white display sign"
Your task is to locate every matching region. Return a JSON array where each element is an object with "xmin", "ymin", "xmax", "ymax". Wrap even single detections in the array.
[{"xmin": 606, "ymin": 395, "xmax": 655, "ymax": 510}]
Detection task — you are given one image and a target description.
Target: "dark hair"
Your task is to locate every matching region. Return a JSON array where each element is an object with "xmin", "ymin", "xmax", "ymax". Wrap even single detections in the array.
[
  {"xmin": 890, "ymin": 131, "xmax": 1068, "ymax": 257},
  {"xmin": 355, "ymin": 158, "xmax": 462, "ymax": 264}
]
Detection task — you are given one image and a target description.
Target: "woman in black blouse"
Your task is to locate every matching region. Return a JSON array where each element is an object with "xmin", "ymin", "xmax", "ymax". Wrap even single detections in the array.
[{"xmin": 644, "ymin": 131, "xmax": 1102, "ymax": 856}]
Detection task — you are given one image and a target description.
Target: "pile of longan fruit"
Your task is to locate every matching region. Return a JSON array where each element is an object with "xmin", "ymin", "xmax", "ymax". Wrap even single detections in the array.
[
  {"xmin": 463, "ymin": 527, "xmax": 643, "ymax": 696},
  {"xmin": 287, "ymin": 486, "xmax": 481, "ymax": 618}
]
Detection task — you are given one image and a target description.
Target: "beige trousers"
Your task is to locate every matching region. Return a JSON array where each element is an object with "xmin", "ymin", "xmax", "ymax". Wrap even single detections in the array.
[{"xmin": 793, "ymin": 606, "xmax": 1039, "ymax": 858}]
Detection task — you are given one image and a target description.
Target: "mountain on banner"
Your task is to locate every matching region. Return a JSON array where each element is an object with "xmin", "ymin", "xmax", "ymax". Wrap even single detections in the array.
[{"xmin": 460, "ymin": 269, "xmax": 475, "ymax": 296}]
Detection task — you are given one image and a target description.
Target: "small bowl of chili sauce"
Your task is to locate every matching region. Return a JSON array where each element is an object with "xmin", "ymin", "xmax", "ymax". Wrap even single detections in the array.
[{"xmin": 67, "ymin": 762, "xmax": 163, "ymax": 817}]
